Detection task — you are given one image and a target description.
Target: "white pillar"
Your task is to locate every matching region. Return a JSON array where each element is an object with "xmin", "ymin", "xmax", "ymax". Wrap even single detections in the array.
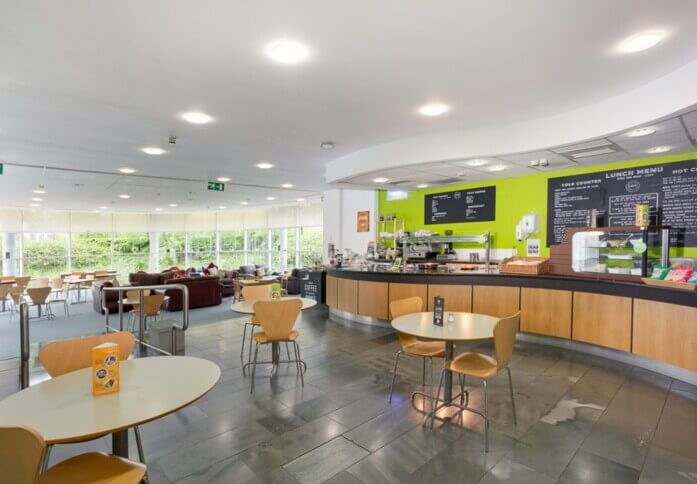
[{"xmin": 149, "ymin": 231, "xmax": 159, "ymax": 272}]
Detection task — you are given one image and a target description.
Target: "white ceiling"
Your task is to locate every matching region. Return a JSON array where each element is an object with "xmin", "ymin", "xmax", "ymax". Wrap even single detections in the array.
[{"xmin": 1, "ymin": 1, "xmax": 697, "ymax": 210}]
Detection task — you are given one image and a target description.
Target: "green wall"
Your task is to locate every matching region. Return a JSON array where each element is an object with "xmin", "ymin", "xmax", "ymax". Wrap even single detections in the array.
[{"xmin": 378, "ymin": 151, "xmax": 697, "ymax": 257}]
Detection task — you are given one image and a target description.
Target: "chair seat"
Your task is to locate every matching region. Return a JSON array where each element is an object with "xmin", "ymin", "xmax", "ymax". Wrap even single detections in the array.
[
  {"xmin": 445, "ymin": 352, "xmax": 498, "ymax": 379},
  {"xmin": 38, "ymin": 451, "xmax": 146, "ymax": 484},
  {"xmin": 253, "ymin": 330, "xmax": 299, "ymax": 344},
  {"xmin": 403, "ymin": 340, "xmax": 445, "ymax": 357}
]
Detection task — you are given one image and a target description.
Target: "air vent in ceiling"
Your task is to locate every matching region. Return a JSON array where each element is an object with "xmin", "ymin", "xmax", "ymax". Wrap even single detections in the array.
[
  {"xmin": 434, "ymin": 178, "xmax": 462, "ymax": 185},
  {"xmin": 571, "ymin": 147, "xmax": 617, "ymax": 158},
  {"xmin": 553, "ymin": 139, "xmax": 613, "ymax": 154}
]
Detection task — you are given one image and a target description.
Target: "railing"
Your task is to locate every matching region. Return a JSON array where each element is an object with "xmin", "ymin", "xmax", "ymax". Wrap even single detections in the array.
[
  {"xmin": 19, "ymin": 302, "xmax": 29, "ymax": 390},
  {"xmin": 102, "ymin": 284, "xmax": 190, "ymax": 357}
]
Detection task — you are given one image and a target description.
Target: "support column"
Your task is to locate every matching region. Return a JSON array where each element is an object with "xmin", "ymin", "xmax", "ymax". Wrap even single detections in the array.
[
  {"xmin": 2, "ymin": 232, "xmax": 18, "ymax": 276},
  {"xmin": 149, "ymin": 231, "xmax": 159, "ymax": 272}
]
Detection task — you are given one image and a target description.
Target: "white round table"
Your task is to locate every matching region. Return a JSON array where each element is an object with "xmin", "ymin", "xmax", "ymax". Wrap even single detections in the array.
[
  {"xmin": 231, "ymin": 297, "xmax": 317, "ymax": 314},
  {"xmin": 0, "ymin": 356, "xmax": 220, "ymax": 457},
  {"xmin": 391, "ymin": 311, "xmax": 498, "ymax": 409}
]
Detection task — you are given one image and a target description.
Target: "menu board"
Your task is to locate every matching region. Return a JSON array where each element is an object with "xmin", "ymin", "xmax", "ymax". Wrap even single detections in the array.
[
  {"xmin": 547, "ymin": 159, "xmax": 697, "ymax": 246},
  {"xmin": 425, "ymin": 186, "xmax": 496, "ymax": 225}
]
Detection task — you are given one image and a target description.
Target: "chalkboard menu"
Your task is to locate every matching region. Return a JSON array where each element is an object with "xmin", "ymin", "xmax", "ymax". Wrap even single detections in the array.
[
  {"xmin": 425, "ymin": 186, "xmax": 496, "ymax": 225},
  {"xmin": 547, "ymin": 158, "xmax": 697, "ymax": 247}
]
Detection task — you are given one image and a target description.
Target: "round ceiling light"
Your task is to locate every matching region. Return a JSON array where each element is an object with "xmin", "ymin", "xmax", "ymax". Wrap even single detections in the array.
[
  {"xmin": 627, "ymin": 127, "xmax": 656, "ymax": 137},
  {"xmin": 216, "ymin": 177, "xmax": 231, "ymax": 182},
  {"xmin": 320, "ymin": 142, "xmax": 335, "ymax": 150},
  {"xmin": 647, "ymin": 146, "xmax": 671, "ymax": 154},
  {"xmin": 372, "ymin": 177, "xmax": 389, "ymax": 183},
  {"xmin": 240, "ymin": 201, "xmax": 249, "ymax": 206},
  {"xmin": 266, "ymin": 40, "xmax": 310, "ymax": 64},
  {"xmin": 155, "ymin": 207, "xmax": 163, "ymax": 212},
  {"xmin": 99, "ymin": 206, "xmax": 108, "ymax": 210},
  {"xmin": 488, "ymin": 165, "xmax": 506, "ymax": 172},
  {"xmin": 265, "ymin": 196, "xmax": 276, "ymax": 201},
  {"xmin": 281, "ymin": 183, "xmax": 294, "ymax": 188},
  {"xmin": 618, "ymin": 30, "xmax": 666, "ymax": 53},
  {"xmin": 30, "ymin": 203, "xmax": 41, "ymax": 207},
  {"xmin": 181, "ymin": 111, "xmax": 212, "ymax": 124},
  {"xmin": 31, "ymin": 197, "xmax": 43, "ymax": 202},
  {"xmin": 168, "ymin": 203, "xmax": 178, "ymax": 207},
  {"xmin": 416, "ymin": 184, "xmax": 429, "ymax": 189},
  {"xmin": 418, "ymin": 103, "xmax": 451, "ymax": 117},
  {"xmin": 141, "ymin": 147, "xmax": 166, "ymax": 155},
  {"xmin": 33, "ymin": 189, "xmax": 46, "ymax": 194},
  {"xmin": 255, "ymin": 162, "xmax": 274, "ymax": 169},
  {"xmin": 467, "ymin": 159, "xmax": 488, "ymax": 167},
  {"xmin": 218, "ymin": 205, "xmax": 227, "ymax": 209},
  {"xmin": 296, "ymin": 198, "xmax": 305, "ymax": 202},
  {"xmin": 118, "ymin": 194, "xmax": 131, "ymax": 199},
  {"xmin": 118, "ymin": 167, "xmax": 137, "ymax": 174}
]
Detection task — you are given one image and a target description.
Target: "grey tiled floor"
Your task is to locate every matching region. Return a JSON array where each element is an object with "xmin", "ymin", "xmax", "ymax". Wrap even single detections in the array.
[{"xmin": 2, "ymin": 304, "xmax": 697, "ymax": 483}]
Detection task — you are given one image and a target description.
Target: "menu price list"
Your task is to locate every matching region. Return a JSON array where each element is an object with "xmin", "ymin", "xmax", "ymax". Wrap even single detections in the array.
[{"xmin": 425, "ymin": 186, "xmax": 496, "ymax": 225}]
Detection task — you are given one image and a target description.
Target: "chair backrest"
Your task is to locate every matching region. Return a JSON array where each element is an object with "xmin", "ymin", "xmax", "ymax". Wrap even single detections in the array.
[
  {"xmin": 126, "ymin": 290, "xmax": 141, "ymax": 302},
  {"xmin": 494, "ymin": 313, "xmax": 520, "ymax": 370},
  {"xmin": 243, "ymin": 284, "xmax": 272, "ymax": 301},
  {"xmin": 50, "ymin": 277, "xmax": 63, "ymax": 290},
  {"xmin": 32, "ymin": 277, "xmax": 49, "ymax": 288},
  {"xmin": 9, "ymin": 287, "xmax": 24, "ymax": 304},
  {"xmin": 143, "ymin": 294, "xmax": 165, "ymax": 315},
  {"xmin": 0, "ymin": 285, "xmax": 10, "ymax": 299},
  {"xmin": 14, "ymin": 276, "xmax": 31, "ymax": 288},
  {"xmin": 253, "ymin": 299, "xmax": 302, "ymax": 341},
  {"xmin": 389, "ymin": 296, "xmax": 423, "ymax": 319},
  {"xmin": 38, "ymin": 332, "xmax": 135, "ymax": 377},
  {"xmin": 26, "ymin": 287, "xmax": 51, "ymax": 305},
  {"xmin": 0, "ymin": 426, "xmax": 46, "ymax": 483}
]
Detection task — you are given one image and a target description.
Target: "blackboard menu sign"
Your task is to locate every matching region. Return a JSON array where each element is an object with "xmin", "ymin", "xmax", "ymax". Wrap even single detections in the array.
[
  {"xmin": 433, "ymin": 296, "xmax": 444, "ymax": 326},
  {"xmin": 547, "ymin": 158, "xmax": 697, "ymax": 247},
  {"xmin": 425, "ymin": 186, "xmax": 496, "ymax": 225}
]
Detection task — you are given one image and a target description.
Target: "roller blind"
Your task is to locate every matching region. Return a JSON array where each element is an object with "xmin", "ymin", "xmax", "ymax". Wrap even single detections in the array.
[
  {"xmin": 296, "ymin": 203, "xmax": 323, "ymax": 226},
  {"xmin": 112, "ymin": 213, "xmax": 149, "ymax": 232},
  {"xmin": 185, "ymin": 212, "xmax": 217, "ymax": 231},
  {"xmin": 267, "ymin": 206, "xmax": 297, "ymax": 228},
  {"xmin": 22, "ymin": 210, "xmax": 71, "ymax": 233},
  {"xmin": 217, "ymin": 210, "xmax": 244, "ymax": 230},
  {"xmin": 243, "ymin": 208, "xmax": 268, "ymax": 229},
  {"xmin": 70, "ymin": 212, "xmax": 113, "ymax": 233},
  {"xmin": 149, "ymin": 214, "xmax": 185, "ymax": 232},
  {"xmin": 0, "ymin": 208, "xmax": 23, "ymax": 232}
]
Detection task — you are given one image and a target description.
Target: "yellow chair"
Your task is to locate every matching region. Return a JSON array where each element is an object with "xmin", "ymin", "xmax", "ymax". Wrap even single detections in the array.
[
  {"xmin": 249, "ymin": 299, "xmax": 304, "ymax": 393},
  {"xmin": 240, "ymin": 284, "xmax": 273, "ymax": 363},
  {"xmin": 128, "ymin": 292, "xmax": 161, "ymax": 332},
  {"xmin": 388, "ymin": 296, "xmax": 445, "ymax": 403},
  {"xmin": 432, "ymin": 313, "xmax": 520, "ymax": 452},
  {"xmin": 0, "ymin": 425, "xmax": 146, "ymax": 484},
  {"xmin": 14, "ymin": 276, "xmax": 31, "ymax": 289},
  {"xmin": 31, "ymin": 277, "xmax": 49, "ymax": 288},
  {"xmin": 38, "ymin": 332, "xmax": 148, "ymax": 473},
  {"xmin": 26, "ymin": 287, "xmax": 53, "ymax": 319}
]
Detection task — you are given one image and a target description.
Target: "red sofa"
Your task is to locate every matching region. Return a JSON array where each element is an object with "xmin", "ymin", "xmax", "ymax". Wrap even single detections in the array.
[{"xmin": 164, "ymin": 276, "xmax": 222, "ymax": 311}]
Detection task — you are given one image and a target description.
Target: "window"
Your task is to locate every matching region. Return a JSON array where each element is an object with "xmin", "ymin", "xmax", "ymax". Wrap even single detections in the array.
[
  {"xmin": 300, "ymin": 226, "xmax": 322, "ymax": 267},
  {"xmin": 22, "ymin": 233, "xmax": 69, "ymax": 278},
  {"xmin": 71, "ymin": 232, "xmax": 112, "ymax": 273},
  {"xmin": 247, "ymin": 229, "xmax": 269, "ymax": 267},
  {"xmin": 287, "ymin": 227, "xmax": 298, "ymax": 271},
  {"xmin": 159, "ymin": 232, "xmax": 185, "ymax": 270},
  {"xmin": 112, "ymin": 233, "xmax": 150, "ymax": 276},
  {"xmin": 187, "ymin": 231, "xmax": 216, "ymax": 268},
  {"xmin": 220, "ymin": 230, "xmax": 245, "ymax": 270}
]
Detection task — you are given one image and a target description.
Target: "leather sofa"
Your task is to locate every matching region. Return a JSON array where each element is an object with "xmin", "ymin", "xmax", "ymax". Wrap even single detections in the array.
[
  {"xmin": 219, "ymin": 270, "xmax": 237, "ymax": 298},
  {"xmin": 286, "ymin": 268, "xmax": 309, "ymax": 295},
  {"xmin": 92, "ymin": 281, "xmax": 133, "ymax": 315},
  {"xmin": 164, "ymin": 276, "xmax": 222, "ymax": 311}
]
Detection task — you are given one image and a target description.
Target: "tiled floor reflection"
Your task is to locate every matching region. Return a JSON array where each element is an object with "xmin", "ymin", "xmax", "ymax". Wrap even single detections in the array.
[{"xmin": 2, "ymin": 304, "xmax": 696, "ymax": 483}]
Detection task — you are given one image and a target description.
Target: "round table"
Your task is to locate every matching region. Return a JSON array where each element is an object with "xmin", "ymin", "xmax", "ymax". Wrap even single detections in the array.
[
  {"xmin": 391, "ymin": 311, "xmax": 498, "ymax": 416},
  {"xmin": 230, "ymin": 297, "xmax": 317, "ymax": 314},
  {"xmin": 122, "ymin": 295, "xmax": 170, "ymax": 305},
  {"xmin": 0, "ymin": 356, "xmax": 220, "ymax": 457}
]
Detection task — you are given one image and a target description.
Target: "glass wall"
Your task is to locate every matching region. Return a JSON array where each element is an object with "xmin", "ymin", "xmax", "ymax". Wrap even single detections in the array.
[
  {"xmin": 220, "ymin": 230, "xmax": 245, "ymax": 269},
  {"xmin": 21, "ymin": 233, "xmax": 69, "ymax": 278},
  {"xmin": 247, "ymin": 229, "xmax": 269, "ymax": 267},
  {"xmin": 300, "ymin": 226, "xmax": 323, "ymax": 267},
  {"xmin": 71, "ymin": 232, "xmax": 111, "ymax": 273},
  {"xmin": 159, "ymin": 232, "xmax": 185, "ymax": 269},
  {"xmin": 112, "ymin": 233, "xmax": 150, "ymax": 275}
]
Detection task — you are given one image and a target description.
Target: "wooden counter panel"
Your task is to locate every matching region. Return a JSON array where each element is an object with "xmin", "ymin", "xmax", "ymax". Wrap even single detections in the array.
[
  {"xmin": 472, "ymin": 286, "xmax": 520, "ymax": 318},
  {"xmin": 358, "ymin": 281, "xmax": 389, "ymax": 319},
  {"xmin": 388, "ymin": 283, "xmax": 427, "ymax": 316},
  {"xmin": 427, "ymin": 284, "xmax": 472, "ymax": 312},
  {"xmin": 337, "ymin": 278, "xmax": 358, "ymax": 314},
  {"xmin": 572, "ymin": 292, "xmax": 631, "ymax": 352},
  {"xmin": 633, "ymin": 299, "xmax": 697, "ymax": 373},
  {"xmin": 520, "ymin": 288, "xmax": 572, "ymax": 338},
  {"xmin": 326, "ymin": 276, "xmax": 338, "ymax": 308}
]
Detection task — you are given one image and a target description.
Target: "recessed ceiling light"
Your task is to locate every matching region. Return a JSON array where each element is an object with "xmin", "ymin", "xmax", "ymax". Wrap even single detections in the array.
[
  {"xmin": 218, "ymin": 205, "xmax": 227, "ymax": 209},
  {"xmin": 33, "ymin": 189, "xmax": 46, "ymax": 194},
  {"xmin": 281, "ymin": 183, "xmax": 294, "ymax": 188},
  {"xmin": 489, "ymin": 165, "xmax": 506, "ymax": 172},
  {"xmin": 416, "ymin": 183, "xmax": 430, "ymax": 189},
  {"xmin": 118, "ymin": 194, "xmax": 131, "ymax": 199},
  {"xmin": 216, "ymin": 177, "xmax": 231, "ymax": 182},
  {"xmin": 30, "ymin": 203, "xmax": 41, "ymax": 207},
  {"xmin": 618, "ymin": 30, "xmax": 666, "ymax": 53},
  {"xmin": 118, "ymin": 167, "xmax": 137, "ymax": 174},
  {"xmin": 372, "ymin": 177, "xmax": 389, "ymax": 183},
  {"xmin": 320, "ymin": 142, "xmax": 334, "ymax": 150},
  {"xmin": 155, "ymin": 207, "xmax": 163, "ymax": 212},
  {"xmin": 255, "ymin": 162, "xmax": 274, "ymax": 169},
  {"xmin": 31, "ymin": 197, "xmax": 43, "ymax": 202},
  {"xmin": 647, "ymin": 146, "xmax": 671, "ymax": 154},
  {"xmin": 628, "ymin": 127, "xmax": 656, "ymax": 137},
  {"xmin": 168, "ymin": 203, "xmax": 177, "ymax": 207},
  {"xmin": 141, "ymin": 147, "xmax": 166, "ymax": 155},
  {"xmin": 266, "ymin": 39, "xmax": 310, "ymax": 64},
  {"xmin": 418, "ymin": 103, "xmax": 451, "ymax": 117},
  {"xmin": 99, "ymin": 206, "xmax": 108, "ymax": 210},
  {"xmin": 296, "ymin": 198, "xmax": 305, "ymax": 202},
  {"xmin": 240, "ymin": 201, "xmax": 249, "ymax": 206},
  {"xmin": 467, "ymin": 159, "xmax": 488, "ymax": 167},
  {"xmin": 181, "ymin": 111, "xmax": 212, "ymax": 124},
  {"xmin": 265, "ymin": 196, "xmax": 276, "ymax": 201}
]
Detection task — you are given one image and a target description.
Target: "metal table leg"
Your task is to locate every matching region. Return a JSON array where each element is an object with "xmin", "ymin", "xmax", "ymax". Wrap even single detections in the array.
[{"xmin": 112, "ymin": 430, "xmax": 129, "ymax": 458}]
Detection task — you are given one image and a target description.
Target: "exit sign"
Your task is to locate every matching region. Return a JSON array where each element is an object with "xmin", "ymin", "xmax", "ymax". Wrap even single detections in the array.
[
  {"xmin": 207, "ymin": 181, "xmax": 224, "ymax": 191},
  {"xmin": 0, "ymin": 163, "xmax": 3, "ymax": 175}
]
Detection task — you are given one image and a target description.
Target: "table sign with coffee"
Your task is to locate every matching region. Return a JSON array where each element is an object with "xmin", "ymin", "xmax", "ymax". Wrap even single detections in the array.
[
  {"xmin": 433, "ymin": 296, "xmax": 444, "ymax": 326},
  {"xmin": 92, "ymin": 342, "xmax": 120, "ymax": 396}
]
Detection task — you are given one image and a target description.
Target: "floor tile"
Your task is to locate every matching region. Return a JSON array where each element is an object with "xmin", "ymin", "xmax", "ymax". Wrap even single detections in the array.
[
  {"xmin": 639, "ymin": 445, "xmax": 697, "ymax": 484},
  {"xmin": 558, "ymin": 449, "xmax": 640, "ymax": 484},
  {"xmin": 283, "ymin": 437, "xmax": 369, "ymax": 484},
  {"xmin": 476, "ymin": 457, "xmax": 556, "ymax": 484},
  {"xmin": 508, "ymin": 421, "xmax": 585, "ymax": 479}
]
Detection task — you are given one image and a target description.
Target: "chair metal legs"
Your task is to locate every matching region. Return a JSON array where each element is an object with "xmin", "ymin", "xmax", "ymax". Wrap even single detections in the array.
[
  {"xmin": 134, "ymin": 425, "xmax": 150, "ymax": 482},
  {"xmin": 250, "ymin": 343, "xmax": 259, "ymax": 394},
  {"xmin": 388, "ymin": 350, "xmax": 402, "ymax": 403},
  {"xmin": 250, "ymin": 341, "xmax": 304, "ymax": 394},
  {"xmin": 505, "ymin": 366, "xmax": 517, "ymax": 425},
  {"xmin": 482, "ymin": 379, "xmax": 489, "ymax": 452}
]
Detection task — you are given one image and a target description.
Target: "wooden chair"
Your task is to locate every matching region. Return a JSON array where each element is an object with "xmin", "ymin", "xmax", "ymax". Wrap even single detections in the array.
[
  {"xmin": 0, "ymin": 284, "xmax": 10, "ymax": 312},
  {"xmin": 8, "ymin": 286, "xmax": 26, "ymax": 321},
  {"xmin": 239, "ymin": 284, "xmax": 273, "ymax": 363},
  {"xmin": 46, "ymin": 278, "xmax": 70, "ymax": 317},
  {"xmin": 38, "ymin": 332, "xmax": 148, "ymax": 471},
  {"xmin": 387, "ymin": 296, "xmax": 445, "ymax": 403},
  {"xmin": 249, "ymin": 299, "xmax": 304, "ymax": 393},
  {"xmin": 0, "ymin": 425, "xmax": 146, "ymax": 484},
  {"xmin": 129, "ymin": 294, "xmax": 165, "ymax": 332},
  {"xmin": 32, "ymin": 277, "xmax": 49, "ymax": 288},
  {"xmin": 25, "ymin": 287, "xmax": 53, "ymax": 319},
  {"xmin": 431, "ymin": 313, "xmax": 520, "ymax": 452},
  {"xmin": 14, "ymin": 276, "xmax": 31, "ymax": 289}
]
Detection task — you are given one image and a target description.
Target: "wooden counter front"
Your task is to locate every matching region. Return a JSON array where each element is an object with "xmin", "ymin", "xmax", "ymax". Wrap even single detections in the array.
[
  {"xmin": 472, "ymin": 285, "xmax": 520, "ymax": 318},
  {"xmin": 427, "ymin": 284, "xmax": 472, "ymax": 312},
  {"xmin": 572, "ymin": 292, "xmax": 632, "ymax": 352},
  {"xmin": 326, "ymin": 276, "xmax": 338, "ymax": 308},
  {"xmin": 337, "ymin": 278, "xmax": 358, "ymax": 314},
  {"xmin": 388, "ymin": 283, "xmax": 427, "ymax": 316},
  {"xmin": 520, "ymin": 288, "xmax": 572, "ymax": 339},
  {"xmin": 358, "ymin": 281, "xmax": 389, "ymax": 319}
]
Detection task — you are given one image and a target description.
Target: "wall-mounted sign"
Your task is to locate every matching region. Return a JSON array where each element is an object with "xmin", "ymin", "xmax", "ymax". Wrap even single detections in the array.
[
  {"xmin": 357, "ymin": 210, "xmax": 370, "ymax": 232},
  {"xmin": 425, "ymin": 186, "xmax": 496, "ymax": 225},
  {"xmin": 547, "ymin": 158, "xmax": 697, "ymax": 247},
  {"xmin": 207, "ymin": 181, "xmax": 225, "ymax": 191},
  {"xmin": 526, "ymin": 238, "xmax": 541, "ymax": 256}
]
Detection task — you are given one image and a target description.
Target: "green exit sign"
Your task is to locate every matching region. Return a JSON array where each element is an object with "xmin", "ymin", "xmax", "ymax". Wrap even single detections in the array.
[
  {"xmin": 207, "ymin": 181, "xmax": 224, "ymax": 191},
  {"xmin": 0, "ymin": 163, "xmax": 3, "ymax": 175}
]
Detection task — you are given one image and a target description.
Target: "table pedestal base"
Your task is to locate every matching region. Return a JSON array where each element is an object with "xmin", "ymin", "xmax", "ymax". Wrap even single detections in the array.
[{"xmin": 112, "ymin": 430, "xmax": 129, "ymax": 458}]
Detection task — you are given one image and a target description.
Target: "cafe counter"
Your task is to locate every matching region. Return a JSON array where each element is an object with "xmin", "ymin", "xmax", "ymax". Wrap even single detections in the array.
[{"xmin": 326, "ymin": 268, "xmax": 697, "ymax": 383}]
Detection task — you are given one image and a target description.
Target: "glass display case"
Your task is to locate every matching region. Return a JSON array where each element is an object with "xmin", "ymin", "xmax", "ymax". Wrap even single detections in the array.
[{"xmin": 571, "ymin": 226, "xmax": 669, "ymax": 277}]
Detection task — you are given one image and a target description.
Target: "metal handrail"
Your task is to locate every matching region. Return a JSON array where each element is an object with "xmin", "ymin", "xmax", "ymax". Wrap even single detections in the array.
[
  {"xmin": 19, "ymin": 302, "xmax": 30, "ymax": 390},
  {"xmin": 101, "ymin": 284, "xmax": 189, "ymax": 356}
]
